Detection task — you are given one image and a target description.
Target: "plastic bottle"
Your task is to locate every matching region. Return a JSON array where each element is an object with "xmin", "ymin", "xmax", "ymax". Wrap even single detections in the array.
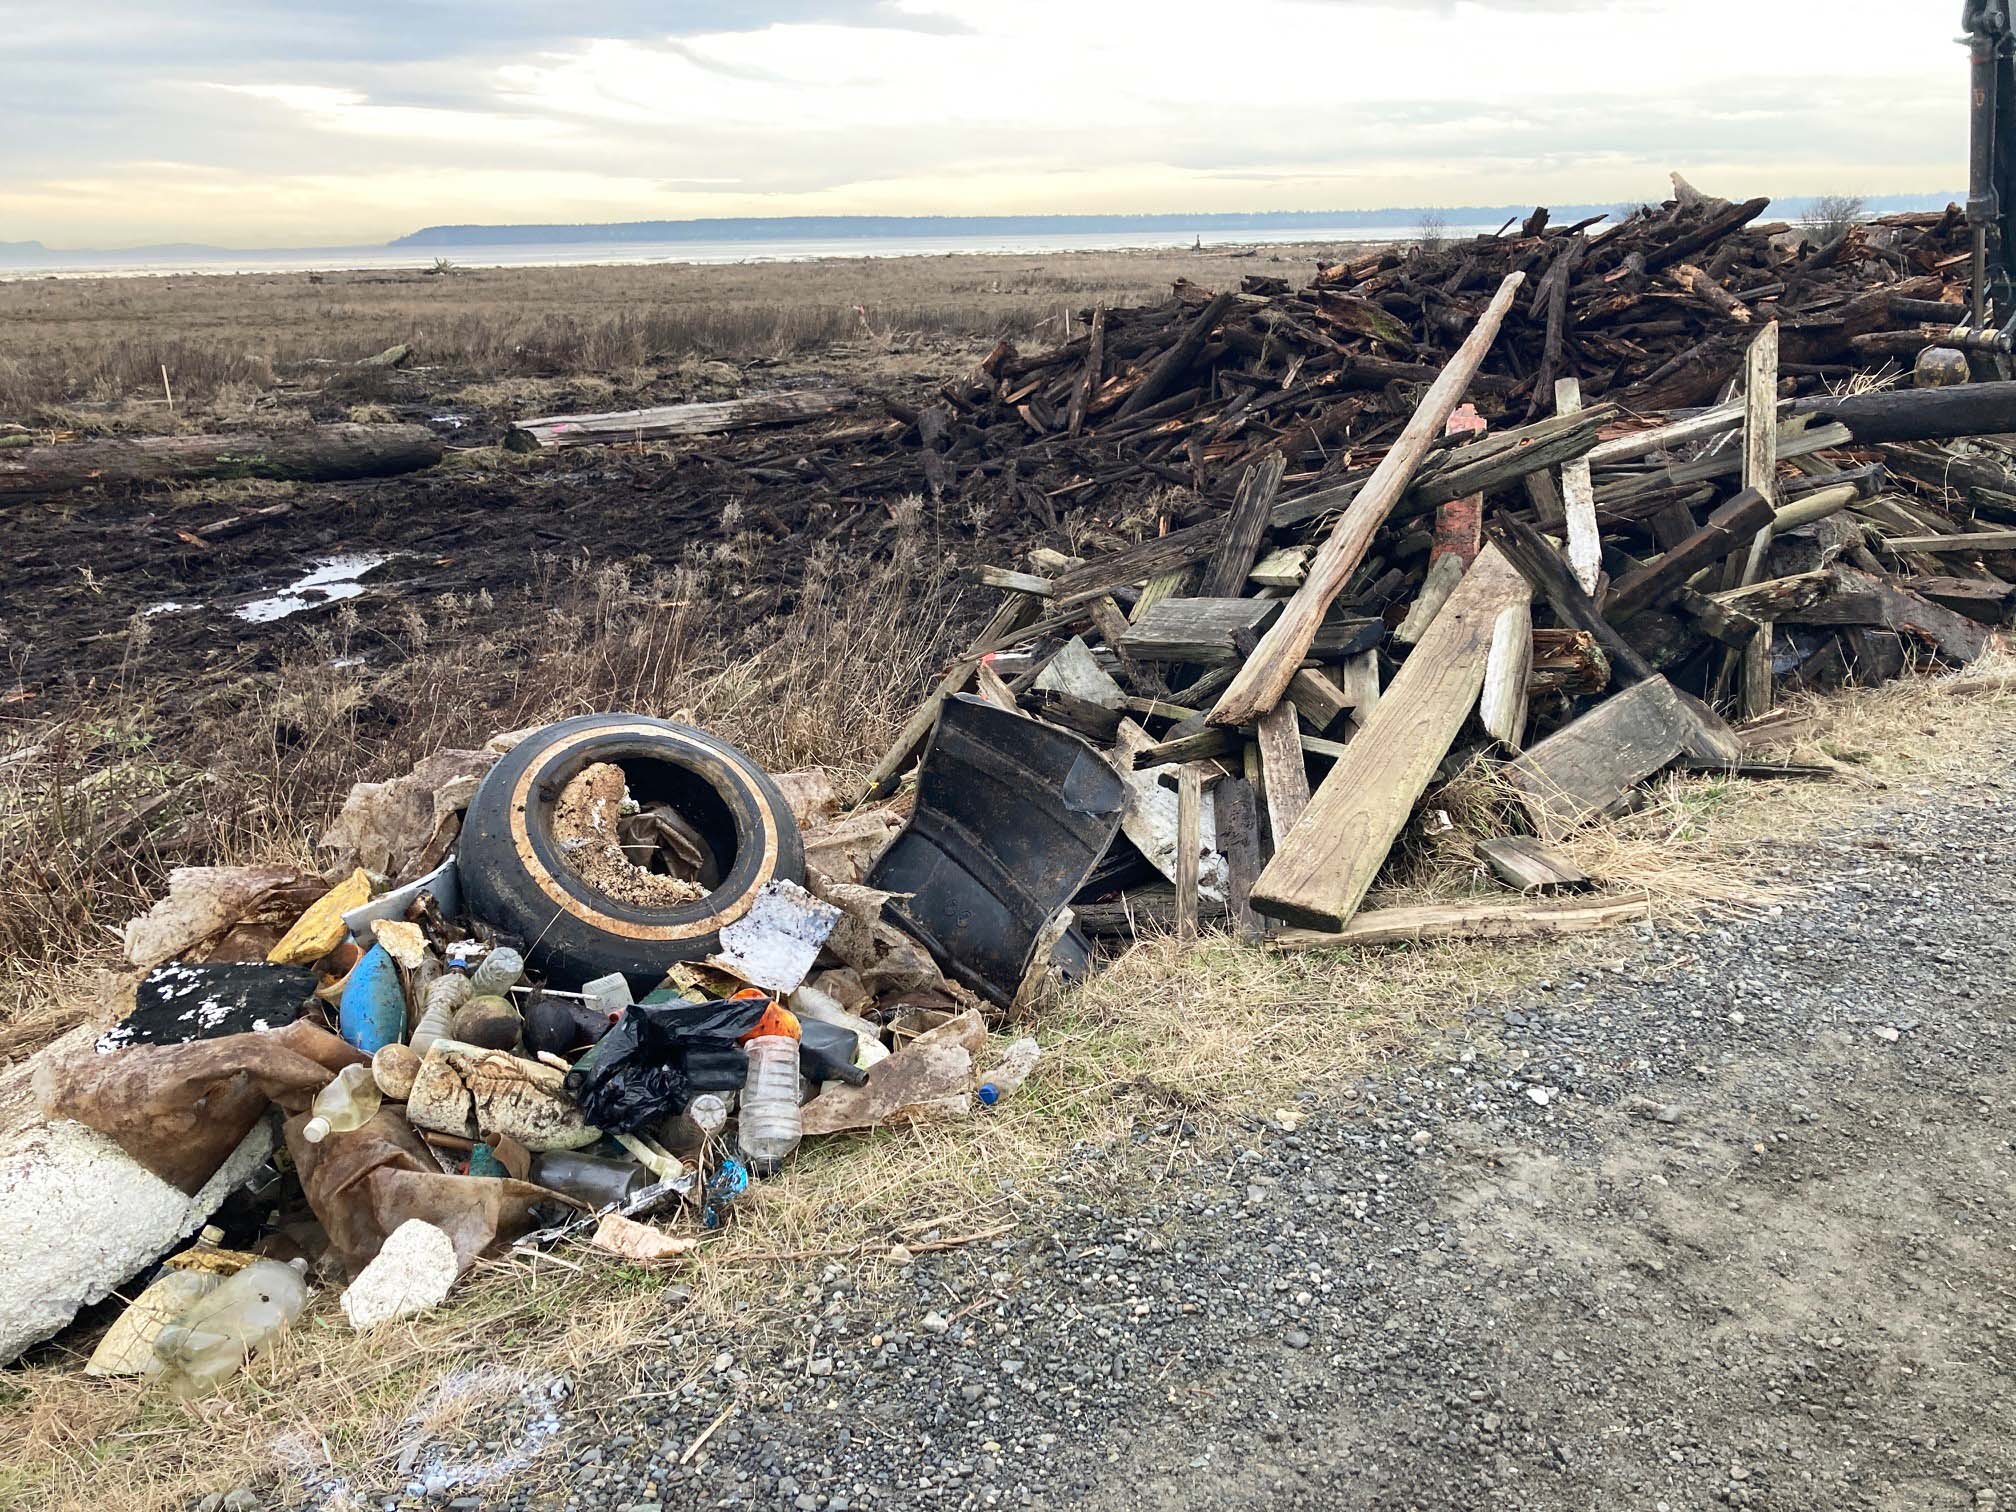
[
  {"xmin": 662, "ymin": 1092, "xmax": 729, "ymax": 1156},
  {"xmin": 468, "ymin": 947, "xmax": 524, "ymax": 997},
  {"xmin": 410, "ymin": 973, "xmax": 471, "ymax": 1055},
  {"xmin": 338, "ymin": 942, "xmax": 407, "ymax": 1055},
  {"xmin": 977, "ymin": 1037, "xmax": 1041, "ymax": 1106},
  {"xmin": 580, "ymin": 972, "xmax": 634, "ymax": 1019},
  {"xmin": 152, "ymin": 1257, "xmax": 310, "ymax": 1395},
  {"xmin": 735, "ymin": 1035, "xmax": 803, "ymax": 1176},
  {"xmin": 303, "ymin": 1064, "xmax": 383, "ymax": 1143}
]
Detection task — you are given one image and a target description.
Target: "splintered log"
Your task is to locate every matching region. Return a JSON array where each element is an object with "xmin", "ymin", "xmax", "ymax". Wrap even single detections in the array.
[
  {"xmin": 1250, "ymin": 546, "xmax": 1529, "ymax": 930},
  {"xmin": 1504, "ymin": 676, "xmax": 1729, "ymax": 833},
  {"xmin": 1270, "ymin": 892, "xmax": 1649, "ymax": 950},
  {"xmin": 1066, "ymin": 307, "xmax": 1106, "ymax": 438},
  {"xmin": 1209, "ymin": 272, "xmax": 1527, "ymax": 727},
  {"xmin": 506, "ymin": 391, "xmax": 852, "ymax": 451},
  {"xmin": 0, "ymin": 424, "xmax": 442, "ymax": 500}
]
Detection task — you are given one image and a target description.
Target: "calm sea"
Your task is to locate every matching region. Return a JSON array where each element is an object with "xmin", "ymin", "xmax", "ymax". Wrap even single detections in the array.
[{"xmin": 2, "ymin": 225, "xmax": 1517, "ymax": 280}]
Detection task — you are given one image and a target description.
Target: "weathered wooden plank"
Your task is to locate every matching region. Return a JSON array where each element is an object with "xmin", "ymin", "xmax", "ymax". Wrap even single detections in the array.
[
  {"xmin": 1393, "ymin": 553, "xmax": 1467, "ymax": 646},
  {"xmin": 1879, "ymin": 528, "xmax": 2016, "ymax": 553},
  {"xmin": 1214, "ymin": 777, "xmax": 1267, "ymax": 940},
  {"xmin": 1286, "ymin": 667, "xmax": 1354, "ymax": 731},
  {"xmin": 1255, "ymin": 701, "xmax": 1310, "ymax": 844},
  {"xmin": 1478, "ymin": 599, "xmax": 1534, "ymax": 749},
  {"xmin": 1431, "ymin": 404, "xmax": 1488, "ymax": 567},
  {"xmin": 1119, "ymin": 597, "xmax": 1279, "ymax": 663},
  {"xmin": 1270, "ymin": 892, "xmax": 1650, "ymax": 950},
  {"xmin": 1475, "ymin": 836, "xmax": 1591, "ymax": 894},
  {"xmin": 1065, "ymin": 306, "xmax": 1105, "ymax": 438},
  {"xmin": 1250, "ymin": 546, "xmax": 1529, "ymax": 930},
  {"xmin": 1603, "ymin": 488, "xmax": 1776, "ymax": 622},
  {"xmin": 1489, "ymin": 515, "xmax": 1652, "ymax": 685},
  {"xmin": 1174, "ymin": 766, "xmax": 1203, "ymax": 942},
  {"xmin": 1198, "ymin": 454, "xmax": 1287, "ymax": 598},
  {"xmin": 1208, "ymin": 272, "xmax": 1527, "ymax": 727},
  {"xmin": 1503, "ymin": 676, "xmax": 1711, "ymax": 833},
  {"xmin": 1555, "ymin": 377, "xmax": 1603, "ymax": 595}
]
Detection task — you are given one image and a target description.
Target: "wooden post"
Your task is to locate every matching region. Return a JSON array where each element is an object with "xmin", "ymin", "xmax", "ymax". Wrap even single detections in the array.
[
  {"xmin": 1737, "ymin": 323, "xmax": 1782, "ymax": 584},
  {"xmin": 1174, "ymin": 766, "xmax": 1203, "ymax": 943},
  {"xmin": 1554, "ymin": 377, "xmax": 1603, "ymax": 595},
  {"xmin": 1207, "ymin": 272, "xmax": 1526, "ymax": 728}
]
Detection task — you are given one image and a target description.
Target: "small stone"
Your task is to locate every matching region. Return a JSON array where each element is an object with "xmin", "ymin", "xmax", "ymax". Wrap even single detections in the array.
[
  {"xmin": 1874, "ymin": 1025, "xmax": 1901, "ymax": 1043},
  {"xmin": 195, "ymin": 1497, "xmax": 224, "ymax": 1512},
  {"xmin": 1284, "ymin": 1329, "xmax": 1311, "ymax": 1349},
  {"xmin": 222, "ymin": 1493, "xmax": 261, "ymax": 1512},
  {"xmin": 922, "ymin": 1310, "xmax": 950, "ymax": 1334},
  {"xmin": 1526, "ymin": 1086, "xmax": 1552, "ymax": 1107}
]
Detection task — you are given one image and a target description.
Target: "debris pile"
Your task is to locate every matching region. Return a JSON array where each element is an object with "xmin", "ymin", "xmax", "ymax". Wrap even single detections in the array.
[{"xmin": 4, "ymin": 715, "xmax": 1040, "ymax": 1375}]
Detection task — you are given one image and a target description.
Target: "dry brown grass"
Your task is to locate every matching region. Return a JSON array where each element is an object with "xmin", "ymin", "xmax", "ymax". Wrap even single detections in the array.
[
  {"xmin": 2, "ymin": 585, "xmax": 2010, "ymax": 1509},
  {"xmin": 0, "ymin": 245, "xmax": 1333, "ymax": 422}
]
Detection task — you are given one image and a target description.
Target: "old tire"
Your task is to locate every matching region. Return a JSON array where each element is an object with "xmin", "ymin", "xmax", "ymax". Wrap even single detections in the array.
[{"xmin": 458, "ymin": 714, "xmax": 804, "ymax": 990}]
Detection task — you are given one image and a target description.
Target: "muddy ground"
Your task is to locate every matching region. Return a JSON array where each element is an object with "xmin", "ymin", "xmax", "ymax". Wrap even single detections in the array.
[{"xmin": 373, "ymin": 740, "xmax": 2016, "ymax": 1512}]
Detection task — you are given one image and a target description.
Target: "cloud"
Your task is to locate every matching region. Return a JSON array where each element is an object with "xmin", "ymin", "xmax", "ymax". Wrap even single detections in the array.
[{"xmin": 0, "ymin": 0, "xmax": 1967, "ymax": 247}]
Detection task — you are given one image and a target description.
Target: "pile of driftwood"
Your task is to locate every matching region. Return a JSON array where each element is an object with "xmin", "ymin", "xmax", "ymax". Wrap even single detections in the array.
[{"xmin": 830, "ymin": 190, "xmax": 2016, "ymax": 947}]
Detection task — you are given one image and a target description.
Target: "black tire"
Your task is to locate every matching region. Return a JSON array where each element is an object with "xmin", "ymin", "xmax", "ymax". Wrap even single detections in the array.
[{"xmin": 458, "ymin": 714, "xmax": 804, "ymax": 990}]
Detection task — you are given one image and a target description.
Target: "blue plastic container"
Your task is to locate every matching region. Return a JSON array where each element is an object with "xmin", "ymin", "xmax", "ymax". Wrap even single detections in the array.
[{"xmin": 338, "ymin": 943, "xmax": 408, "ymax": 1055}]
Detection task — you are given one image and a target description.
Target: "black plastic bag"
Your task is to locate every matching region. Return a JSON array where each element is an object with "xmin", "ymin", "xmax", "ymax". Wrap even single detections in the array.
[{"xmin": 562, "ymin": 997, "xmax": 767, "ymax": 1132}]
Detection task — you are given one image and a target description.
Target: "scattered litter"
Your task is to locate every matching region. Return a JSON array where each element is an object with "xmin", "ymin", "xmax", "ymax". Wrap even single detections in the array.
[
  {"xmin": 340, "ymin": 1219, "xmax": 460, "ymax": 1330},
  {"xmin": 589, "ymin": 1213, "xmax": 698, "ymax": 1263},
  {"xmin": 234, "ymin": 552, "xmax": 394, "ymax": 624}
]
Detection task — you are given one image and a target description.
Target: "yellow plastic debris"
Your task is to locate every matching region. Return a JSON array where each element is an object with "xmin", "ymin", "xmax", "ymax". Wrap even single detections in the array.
[{"xmin": 267, "ymin": 868, "xmax": 372, "ymax": 966}]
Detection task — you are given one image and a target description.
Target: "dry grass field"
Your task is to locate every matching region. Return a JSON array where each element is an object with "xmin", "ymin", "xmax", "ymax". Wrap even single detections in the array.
[{"xmin": 2, "ymin": 244, "xmax": 2011, "ymax": 1511}]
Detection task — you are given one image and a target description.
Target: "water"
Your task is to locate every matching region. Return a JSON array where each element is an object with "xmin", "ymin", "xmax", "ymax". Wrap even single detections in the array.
[
  {"xmin": 234, "ymin": 551, "xmax": 393, "ymax": 623},
  {"xmin": 0, "ymin": 225, "xmax": 1515, "ymax": 281}
]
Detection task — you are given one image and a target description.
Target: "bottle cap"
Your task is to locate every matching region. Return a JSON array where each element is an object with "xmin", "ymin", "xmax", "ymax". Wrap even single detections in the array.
[{"xmin": 303, "ymin": 1116, "xmax": 332, "ymax": 1143}]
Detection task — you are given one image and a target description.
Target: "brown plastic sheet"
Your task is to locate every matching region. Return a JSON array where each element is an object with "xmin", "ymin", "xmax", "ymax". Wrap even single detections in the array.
[
  {"xmin": 285, "ymin": 1107, "xmax": 552, "ymax": 1277},
  {"xmin": 34, "ymin": 1017, "xmax": 364, "ymax": 1194},
  {"xmin": 800, "ymin": 1008, "xmax": 985, "ymax": 1137}
]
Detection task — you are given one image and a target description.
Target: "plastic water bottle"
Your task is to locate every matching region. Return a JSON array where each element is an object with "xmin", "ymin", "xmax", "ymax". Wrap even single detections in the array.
[
  {"xmin": 468, "ymin": 947, "xmax": 524, "ymax": 996},
  {"xmin": 153, "ymin": 1257, "xmax": 310, "ymax": 1395},
  {"xmin": 410, "ymin": 973, "xmax": 471, "ymax": 1055},
  {"xmin": 663, "ymin": 1092, "xmax": 729, "ymax": 1156},
  {"xmin": 580, "ymin": 972, "xmax": 633, "ymax": 1019},
  {"xmin": 303, "ymin": 1064, "xmax": 382, "ymax": 1143},
  {"xmin": 735, "ymin": 1036, "xmax": 803, "ymax": 1176},
  {"xmin": 978, "ymin": 1037, "xmax": 1041, "ymax": 1106}
]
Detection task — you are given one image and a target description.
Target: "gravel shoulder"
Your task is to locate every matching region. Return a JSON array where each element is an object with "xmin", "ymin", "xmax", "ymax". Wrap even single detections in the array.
[{"xmin": 428, "ymin": 738, "xmax": 2016, "ymax": 1512}]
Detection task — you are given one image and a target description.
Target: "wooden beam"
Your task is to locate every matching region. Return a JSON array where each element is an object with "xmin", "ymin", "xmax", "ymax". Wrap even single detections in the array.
[
  {"xmin": 1488, "ymin": 515, "xmax": 1652, "ymax": 685},
  {"xmin": 1879, "ymin": 528, "xmax": 2016, "ymax": 553},
  {"xmin": 1116, "ymin": 291, "xmax": 1237, "ymax": 419},
  {"xmin": 1065, "ymin": 306, "xmax": 1105, "ymax": 438},
  {"xmin": 1271, "ymin": 892, "xmax": 1650, "ymax": 950},
  {"xmin": 1207, "ymin": 272, "xmax": 1526, "ymax": 727},
  {"xmin": 1602, "ymin": 487, "xmax": 1776, "ymax": 622},
  {"xmin": 1430, "ymin": 404, "xmax": 1488, "ymax": 567},
  {"xmin": 1250, "ymin": 546, "xmax": 1529, "ymax": 930},
  {"xmin": 1736, "ymin": 322, "xmax": 1782, "ymax": 585}
]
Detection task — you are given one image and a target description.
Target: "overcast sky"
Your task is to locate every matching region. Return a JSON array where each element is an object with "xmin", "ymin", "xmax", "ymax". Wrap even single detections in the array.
[{"xmin": 0, "ymin": 0, "xmax": 1966, "ymax": 248}]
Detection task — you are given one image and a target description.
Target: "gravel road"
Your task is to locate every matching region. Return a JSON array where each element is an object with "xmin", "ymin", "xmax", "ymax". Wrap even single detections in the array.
[{"xmin": 407, "ymin": 749, "xmax": 2016, "ymax": 1512}]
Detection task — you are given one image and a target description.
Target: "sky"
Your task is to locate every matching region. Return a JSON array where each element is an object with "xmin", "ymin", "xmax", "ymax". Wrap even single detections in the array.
[{"xmin": 0, "ymin": 0, "xmax": 1969, "ymax": 248}]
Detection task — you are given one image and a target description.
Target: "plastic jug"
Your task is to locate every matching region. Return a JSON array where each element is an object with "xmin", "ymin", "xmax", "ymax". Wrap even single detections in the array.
[
  {"xmin": 303, "ymin": 1064, "xmax": 382, "ymax": 1143},
  {"xmin": 663, "ymin": 1092, "xmax": 729, "ymax": 1156},
  {"xmin": 153, "ymin": 1257, "xmax": 310, "ymax": 1395},
  {"xmin": 736, "ymin": 1035, "xmax": 803, "ymax": 1176},
  {"xmin": 978, "ymin": 1037, "xmax": 1042, "ymax": 1105}
]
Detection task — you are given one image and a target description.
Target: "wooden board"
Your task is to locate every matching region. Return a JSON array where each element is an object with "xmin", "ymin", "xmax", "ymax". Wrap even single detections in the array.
[
  {"xmin": 1476, "ymin": 836, "xmax": 1591, "ymax": 893},
  {"xmin": 1120, "ymin": 597, "xmax": 1279, "ymax": 663},
  {"xmin": 1250, "ymin": 545, "xmax": 1529, "ymax": 930},
  {"xmin": 1255, "ymin": 701, "xmax": 1310, "ymax": 844},
  {"xmin": 1478, "ymin": 599, "xmax": 1533, "ymax": 749},
  {"xmin": 507, "ymin": 391, "xmax": 850, "ymax": 450},
  {"xmin": 1880, "ymin": 529, "xmax": 2016, "ymax": 553},
  {"xmin": 1270, "ymin": 892, "xmax": 1649, "ymax": 950},
  {"xmin": 1502, "ymin": 676, "xmax": 1708, "ymax": 833},
  {"xmin": 1554, "ymin": 378, "xmax": 1604, "ymax": 594}
]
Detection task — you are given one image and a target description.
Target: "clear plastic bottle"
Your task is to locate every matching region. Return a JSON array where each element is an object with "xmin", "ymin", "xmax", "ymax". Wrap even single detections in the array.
[
  {"xmin": 410, "ymin": 973, "xmax": 471, "ymax": 1055},
  {"xmin": 153, "ymin": 1257, "xmax": 310, "ymax": 1395},
  {"xmin": 303, "ymin": 1063, "xmax": 383, "ymax": 1143},
  {"xmin": 663, "ymin": 1092, "xmax": 729, "ymax": 1156},
  {"xmin": 735, "ymin": 1035, "xmax": 803, "ymax": 1176},
  {"xmin": 468, "ymin": 947, "xmax": 524, "ymax": 997},
  {"xmin": 977, "ymin": 1038, "xmax": 1041, "ymax": 1105}
]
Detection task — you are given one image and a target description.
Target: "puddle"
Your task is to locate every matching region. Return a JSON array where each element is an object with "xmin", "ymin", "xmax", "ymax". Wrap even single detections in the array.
[{"xmin": 236, "ymin": 552, "xmax": 393, "ymax": 623}]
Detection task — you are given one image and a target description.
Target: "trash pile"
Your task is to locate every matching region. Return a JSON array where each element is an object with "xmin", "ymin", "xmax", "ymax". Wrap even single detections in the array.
[{"xmin": 3, "ymin": 713, "xmax": 1052, "ymax": 1379}]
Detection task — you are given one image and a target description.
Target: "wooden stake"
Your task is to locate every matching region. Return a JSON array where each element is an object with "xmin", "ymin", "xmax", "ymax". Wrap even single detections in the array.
[{"xmin": 1207, "ymin": 272, "xmax": 1525, "ymax": 728}]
